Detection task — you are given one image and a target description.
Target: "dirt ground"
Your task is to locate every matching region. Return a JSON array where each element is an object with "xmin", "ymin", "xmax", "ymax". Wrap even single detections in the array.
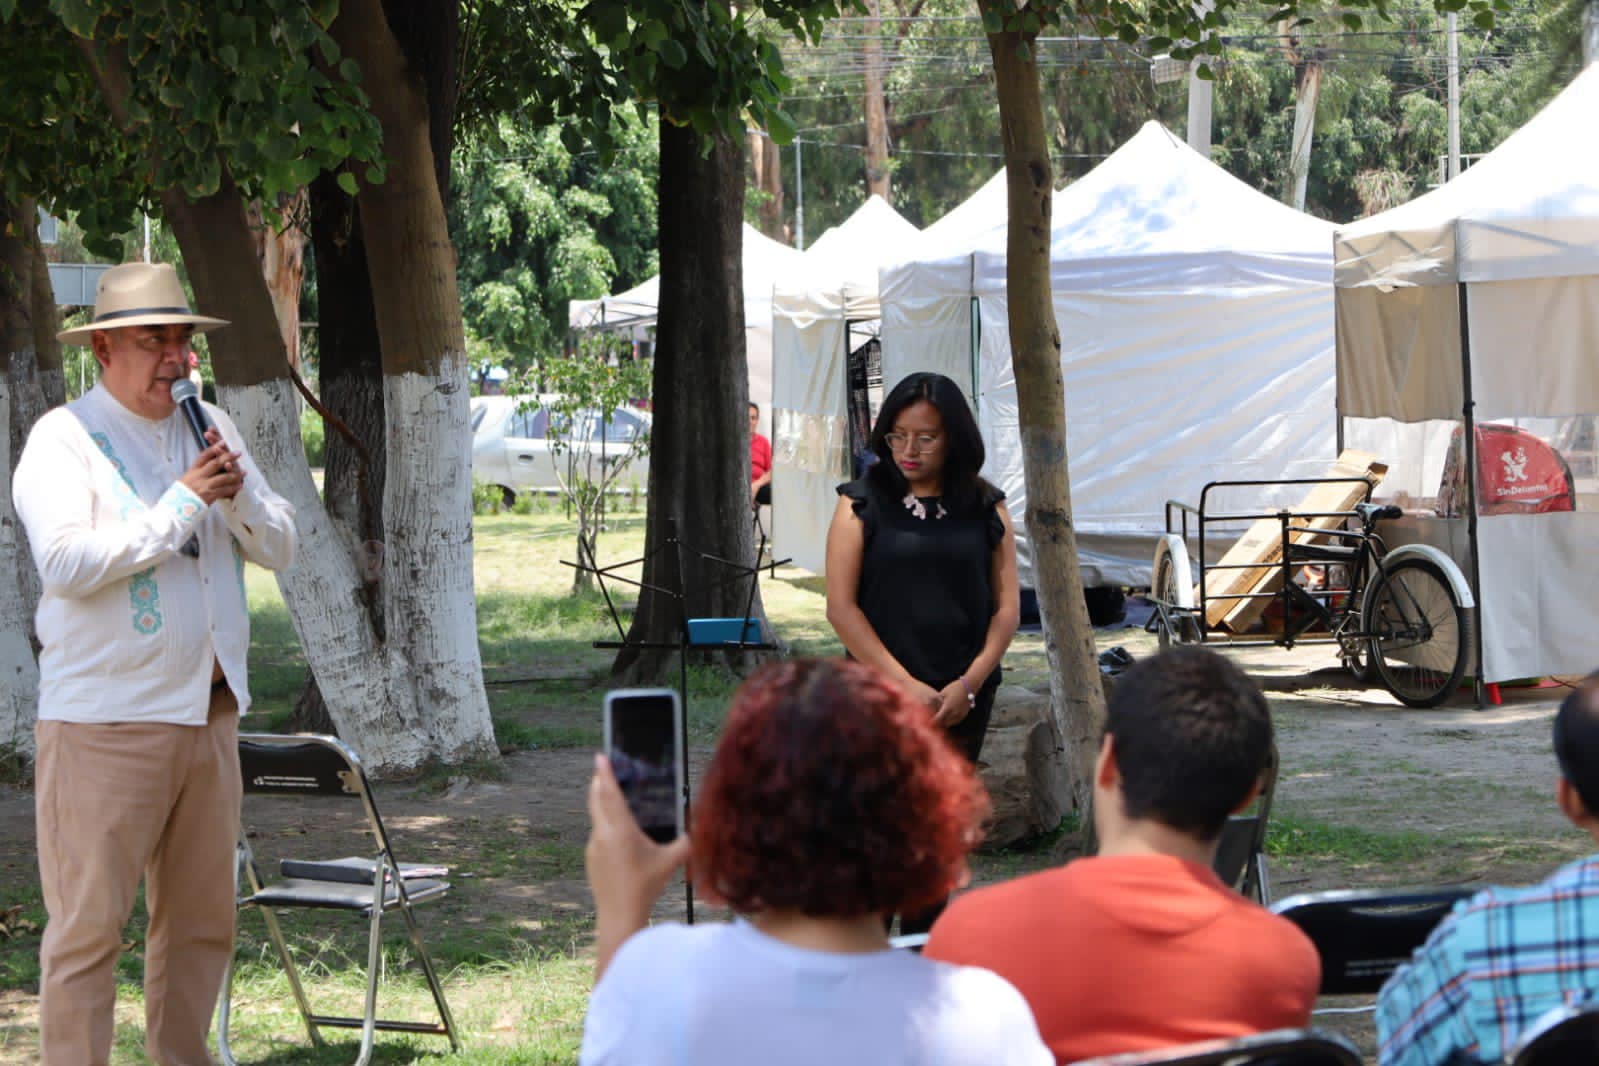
[{"xmin": 0, "ymin": 634, "xmax": 1581, "ymax": 1062}]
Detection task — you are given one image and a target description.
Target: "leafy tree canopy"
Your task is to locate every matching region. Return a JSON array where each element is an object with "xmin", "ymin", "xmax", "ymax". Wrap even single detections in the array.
[
  {"xmin": 0, "ymin": 2, "xmax": 382, "ymax": 255},
  {"xmin": 451, "ymin": 110, "xmax": 659, "ymax": 370}
]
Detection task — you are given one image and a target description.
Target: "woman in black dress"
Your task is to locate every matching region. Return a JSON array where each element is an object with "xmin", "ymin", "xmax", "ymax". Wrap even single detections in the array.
[{"xmin": 826, "ymin": 374, "xmax": 1020, "ymax": 928}]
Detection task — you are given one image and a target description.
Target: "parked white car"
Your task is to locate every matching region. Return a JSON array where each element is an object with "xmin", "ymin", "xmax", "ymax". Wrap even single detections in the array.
[{"xmin": 471, "ymin": 394, "xmax": 651, "ymax": 504}]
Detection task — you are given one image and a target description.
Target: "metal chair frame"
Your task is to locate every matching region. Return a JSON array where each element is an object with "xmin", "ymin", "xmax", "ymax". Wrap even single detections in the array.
[
  {"xmin": 1213, "ymin": 743, "xmax": 1279, "ymax": 905},
  {"xmin": 1269, "ymin": 885, "xmax": 1476, "ymax": 1016},
  {"xmin": 217, "ymin": 732, "xmax": 459, "ymax": 1066},
  {"xmin": 1068, "ymin": 1026, "xmax": 1361, "ymax": 1065},
  {"xmin": 1507, "ymin": 998, "xmax": 1599, "ymax": 1065}
]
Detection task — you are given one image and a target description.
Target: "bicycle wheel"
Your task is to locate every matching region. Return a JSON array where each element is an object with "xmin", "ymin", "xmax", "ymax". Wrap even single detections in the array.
[
  {"xmin": 1152, "ymin": 538, "xmax": 1194, "ymax": 648},
  {"xmin": 1362, "ymin": 557, "xmax": 1472, "ymax": 708}
]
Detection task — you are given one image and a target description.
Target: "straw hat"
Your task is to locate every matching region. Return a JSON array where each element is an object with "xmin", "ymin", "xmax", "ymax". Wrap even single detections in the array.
[{"xmin": 57, "ymin": 262, "xmax": 229, "ymax": 345}]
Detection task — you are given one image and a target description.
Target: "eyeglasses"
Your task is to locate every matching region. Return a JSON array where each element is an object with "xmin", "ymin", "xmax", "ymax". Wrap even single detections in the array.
[{"xmin": 884, "ymin": 432, "xmax": 942, "ymax": 452}]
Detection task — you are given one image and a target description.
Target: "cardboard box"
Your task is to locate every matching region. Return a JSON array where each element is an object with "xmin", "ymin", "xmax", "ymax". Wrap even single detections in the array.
[{"xmin": 1202, "ymin": 450, "xmax": 1388, "ymax": 632}]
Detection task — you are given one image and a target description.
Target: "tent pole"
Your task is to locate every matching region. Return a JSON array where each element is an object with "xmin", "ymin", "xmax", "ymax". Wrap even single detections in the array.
[{"xmin": 1457, "ymin": 282, "xmax": 1487, "ymax": 709}]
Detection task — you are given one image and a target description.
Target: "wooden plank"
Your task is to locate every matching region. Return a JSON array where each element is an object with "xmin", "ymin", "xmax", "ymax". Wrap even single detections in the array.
[{"xmin": 1202, "ymin": 451, "xmax": 1388, "ymax": 632}]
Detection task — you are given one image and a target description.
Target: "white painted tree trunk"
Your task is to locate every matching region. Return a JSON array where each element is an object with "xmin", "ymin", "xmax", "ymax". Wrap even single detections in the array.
[
  {"xmin": 0, "ymin": 374, "xmax": 39, "ymax": 755},
  {"xmin": 382, "ymin": 357, "xmax": 497, "ymax": 762},
  {"xmin": 220, "ymin": 379, "xmax": 433, "ymax": 772},
  {"xmin": 1284, "ymin": 62, "xmax": 1322, "ymax": 212}
]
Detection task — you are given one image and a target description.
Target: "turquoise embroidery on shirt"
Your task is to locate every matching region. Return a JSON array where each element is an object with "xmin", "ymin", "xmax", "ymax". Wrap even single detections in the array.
[
  {"xmin": 232, "ymin": 537, "xmax": 246, "ymax": 602},
  {"xmin": 166, "ymin": 494, "xmax": 203, "ymax": 522},
  {"xmin": 88, "ymin": 431, "xmax": 164, "ymax": 635}
]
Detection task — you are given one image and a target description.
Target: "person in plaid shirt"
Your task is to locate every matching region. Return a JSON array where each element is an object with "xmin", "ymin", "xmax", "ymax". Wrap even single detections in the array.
[{"xmin": 1377, "ymin": 676, "xmax": 1599, "ymax": 1066}]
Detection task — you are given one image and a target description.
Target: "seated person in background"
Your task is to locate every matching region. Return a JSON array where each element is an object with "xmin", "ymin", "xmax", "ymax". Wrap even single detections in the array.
[
  {"xmin": 579, "ymin": 658, "xmax": 1050, "ymax": 1066},
  {"xmin": 750, "ymin": 401, "xmax": 772, "ymax": 507},
  {"xmin": 1378, "ymin": 676, "xmax": 1599, "ymax": 1066},
  {"xmin": 924, "ymin": 646, "xmax": 1320, "ymax": 1063}
]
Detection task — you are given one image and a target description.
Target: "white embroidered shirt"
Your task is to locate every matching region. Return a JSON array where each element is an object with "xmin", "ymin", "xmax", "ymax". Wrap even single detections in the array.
[{"xmin": 13, "ymin": 384, "xmax": 297, "ymax": 725}]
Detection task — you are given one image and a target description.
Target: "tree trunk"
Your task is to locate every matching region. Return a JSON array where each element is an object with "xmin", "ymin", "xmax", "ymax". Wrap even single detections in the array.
[
  {"xmin": 0, "ymin": 196, "xmax": 48, "ymax": 755},
  {"xmin": 297, "ymin": 170, "xmax": 387, "ymax": 735},
  {"xmin": 29, "ymin": 224, "xmax": 65, "ymax": 410},
  {"xmin": 296, "ymin": 0, "xmax": 456, "ymax": 735},
  {"xmin": 863, "ymin": 0, "xmax": 892, "ymax": 202},
  {"xmin": 1283, "ymin": 60, "xmax": 1322, "ymax": 212},
  {"xmin": 380, "ymin": 0, "xmax": 460, "ymax": 202},
  {"xmin": 334, "ymin": 0, "xmax": 497, "ymax": 764},
  {"xmin": 77, "ymin": 30, "xmax": 462, "ymax": 774},
  {"xmin": 247, "ymin": 191, "xmax": 309, "ymax": 369},
  {"xmin": 983, "ymin": 8, "xmax": 1106, "ymax": 823},
  {"xmin": 613, "ymin": 124, "xmax": 770, "ymax": 682},
  {"xmin": 158, "ymin": 179, "xmax": 432, "ymax": 771},
  {"xmin": 748, "ymin": 130, "xmax": 787, "ymax": 241}
]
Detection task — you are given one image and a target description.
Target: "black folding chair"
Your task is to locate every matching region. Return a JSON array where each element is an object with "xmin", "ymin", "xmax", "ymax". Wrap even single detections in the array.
[
  {"xmin": 1213, "ymin": 744, "xmax": 1279, "ymax": 904},
  {"xmin": 218, "ymin": 733, "xmax": 459, "ymax": 1066},
  {"xmin": 1269, "ymin": 886, "xmax": 1476, "ymax": 1011},
  {"xmin": 1508, "ymin": 999, "xmax": 1599, "ymax": 1066},
  {"xmin": 1068, "ymin": 1027, "xmax": 1361, "ymax": 1066}
]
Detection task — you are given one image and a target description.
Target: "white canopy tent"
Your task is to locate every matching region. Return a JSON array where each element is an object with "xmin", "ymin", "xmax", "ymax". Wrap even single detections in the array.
[
  {"xmin": 769, "ymin": 196, "xmax": 921, "ymax": 572},
  {"xmin": 568, "ymin": 224, "xmax": 805, "ymax": 436},
  {"xmin": 1334, "ymin": 64, "xmax": 1599, "ymax": 684},
  {"xmin": 879, "ymin": 121, "xmax": 1340, "ymax": 587}
]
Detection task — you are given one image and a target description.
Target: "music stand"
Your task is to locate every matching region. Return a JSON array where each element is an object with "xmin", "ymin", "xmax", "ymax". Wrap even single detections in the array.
[{"xmin": 566, "ymin": 519, "xmax": 789, "ymax": 923}]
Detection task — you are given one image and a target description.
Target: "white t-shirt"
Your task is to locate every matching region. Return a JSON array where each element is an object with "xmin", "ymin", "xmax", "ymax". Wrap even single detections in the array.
[{"xmin": 580, "ymin": 920, "xmax": 1052, "ymax": 1066}]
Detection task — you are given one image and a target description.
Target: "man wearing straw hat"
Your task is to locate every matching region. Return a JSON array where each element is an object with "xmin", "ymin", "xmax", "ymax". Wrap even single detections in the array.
[{"xmin": 13, "ymin": 262, "xmax": 298, "ymax": 1065}]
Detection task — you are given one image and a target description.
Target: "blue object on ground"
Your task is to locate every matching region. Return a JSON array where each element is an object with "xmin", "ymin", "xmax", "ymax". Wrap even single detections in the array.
[{"xmin": 686, "ymin": 618, "xmax": 764, "ymax": 646}]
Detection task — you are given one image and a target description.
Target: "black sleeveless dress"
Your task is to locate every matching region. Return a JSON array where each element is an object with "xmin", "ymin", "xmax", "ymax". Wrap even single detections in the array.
[{"xmin": 837, "ymin": 478, "xmax": 1006, "ymax": 763}]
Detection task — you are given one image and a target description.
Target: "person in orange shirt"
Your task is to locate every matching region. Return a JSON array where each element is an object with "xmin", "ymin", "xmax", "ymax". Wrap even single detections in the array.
[{"xmin": 924, "ymin": 646, "xmax": 1320, "ymax": 1063}]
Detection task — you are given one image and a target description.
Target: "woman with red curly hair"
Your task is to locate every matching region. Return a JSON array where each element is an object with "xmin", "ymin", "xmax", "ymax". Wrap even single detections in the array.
[{"xmin": 580, "ymin": 658, "xmax": 1049, "ymax": 1066}]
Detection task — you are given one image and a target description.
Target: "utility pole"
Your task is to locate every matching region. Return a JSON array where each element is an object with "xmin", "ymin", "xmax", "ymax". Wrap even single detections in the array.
[
  {"xmin": 1187, "ymin": 0, "xmax": 1216, "ymax": 157},
  {"xmin": 1585, "ymin": 0, "xmax": 1598, "ymax": 67},
  {"xmin": 794, "ymin": 136, "xmax": 805, "ymax": 250},
  {"xmin": 1446, "ymin": 11, "xmax": 1461, "ymax": 180},
  {"xmin": 1186, "ymin": 63, "xmax": 1213, "ymax": 158}
]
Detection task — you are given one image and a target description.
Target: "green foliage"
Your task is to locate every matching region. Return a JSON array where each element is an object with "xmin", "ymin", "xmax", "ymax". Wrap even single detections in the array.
[
  {"xmin": 300, "ymin": 404, "xmax": 326, "ymax": 468},
  {"xmin": 473, "ymin": 478, "xmax": 510, "ymax": 516},
  {"xmin": 516, "ymin": 343, "xmax": 653, "ymax": 500},
  {"xmin": 451, "ymin": 112, "xmax": 659, "ymax": 370},
  {"xmin": 507, "ymin": 0, "xmax": 856, "ymax": 163},
  {"xmin": 770, "ymin": 0, "xmax": 1574, "ymax": 239},
  {"xmin": 0, "ymin": 4, "xmax": 382, "ymax": 255},
  {"xmin": 979, "ymin": 0, "xmax": 1513, "ymax": 64},
  {"xmin": 1206, "ymin": 0, "xmax": 1576, "ymax": 220},
  {"xmin": 511, "ymin": 341, "xmax": 651, "ymax": 589}
]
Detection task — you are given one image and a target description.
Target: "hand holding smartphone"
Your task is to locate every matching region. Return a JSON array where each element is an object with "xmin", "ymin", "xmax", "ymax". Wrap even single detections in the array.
[{"xmin": 602, "ymin": 688, "xmax": 686, "ymax": 844}]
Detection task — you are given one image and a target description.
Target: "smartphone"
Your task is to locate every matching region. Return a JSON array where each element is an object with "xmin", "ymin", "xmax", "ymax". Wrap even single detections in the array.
[{"xmin": 603, "ymin": 688, "xmax": 685, "ymax": 844}]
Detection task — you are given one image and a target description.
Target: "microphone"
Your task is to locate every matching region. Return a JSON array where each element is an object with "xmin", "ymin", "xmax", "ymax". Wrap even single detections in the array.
[
  {"xmin": 169, "ymin": 379, "xmax": 216, "ymax": 559},
  {"xmin": 170, "ymin": 378, "xmax": 213, "ymax": 456}
]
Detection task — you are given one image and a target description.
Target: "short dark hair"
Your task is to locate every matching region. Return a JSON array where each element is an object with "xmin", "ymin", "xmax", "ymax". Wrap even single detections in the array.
[
  {"xmin": 692, "ymin": 658, "xmax": 988, "ymax": 917},
  {"xmin": 865, "ymin": 372, "xmax": 994, "ymax": 512},
  {"xmin": 749, "ymin": 402, "xmax": 759, "ymax": 414},
  {"xmin": 1105, "ymin": 647, "xmax": 1273, "ymax": 840},
  {"xmin": 1554, "ymin": 675, "xmax": 1599, "ymax": 814}
]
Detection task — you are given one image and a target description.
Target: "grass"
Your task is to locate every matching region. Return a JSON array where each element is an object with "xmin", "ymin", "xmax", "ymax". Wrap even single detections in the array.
[
  {"xmin": 1266, "ymin": 810, "xmax": 1587, "ymax": 880},
  {"xmin": 0, "ymin": 510, "xmax": 1579, "ymax": 1062},
  {"xmin": 1, "ymin": 512, "xmax": 849, "ymax": 1063},
  {"xmin": 242, "ymin": 514, "xmax": 833, "ymax": 747}
]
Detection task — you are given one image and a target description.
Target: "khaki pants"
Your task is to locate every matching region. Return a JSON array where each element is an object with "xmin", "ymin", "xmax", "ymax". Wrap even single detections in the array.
[{"xmin": 35, "ymin": 685, "xmax": 241, "ymax": 1066}]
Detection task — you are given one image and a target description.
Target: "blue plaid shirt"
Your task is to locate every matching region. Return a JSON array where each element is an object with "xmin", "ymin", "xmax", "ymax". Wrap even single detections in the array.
[{"xmin": 1376, "ymin": 856, "xmax": 1599, "ymax": 1066}]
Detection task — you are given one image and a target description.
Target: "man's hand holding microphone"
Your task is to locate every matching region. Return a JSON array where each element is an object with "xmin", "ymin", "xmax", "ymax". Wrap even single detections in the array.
[{"xmin": 172, "ymin": 379, "xmax": 245, "ymax": 505}]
